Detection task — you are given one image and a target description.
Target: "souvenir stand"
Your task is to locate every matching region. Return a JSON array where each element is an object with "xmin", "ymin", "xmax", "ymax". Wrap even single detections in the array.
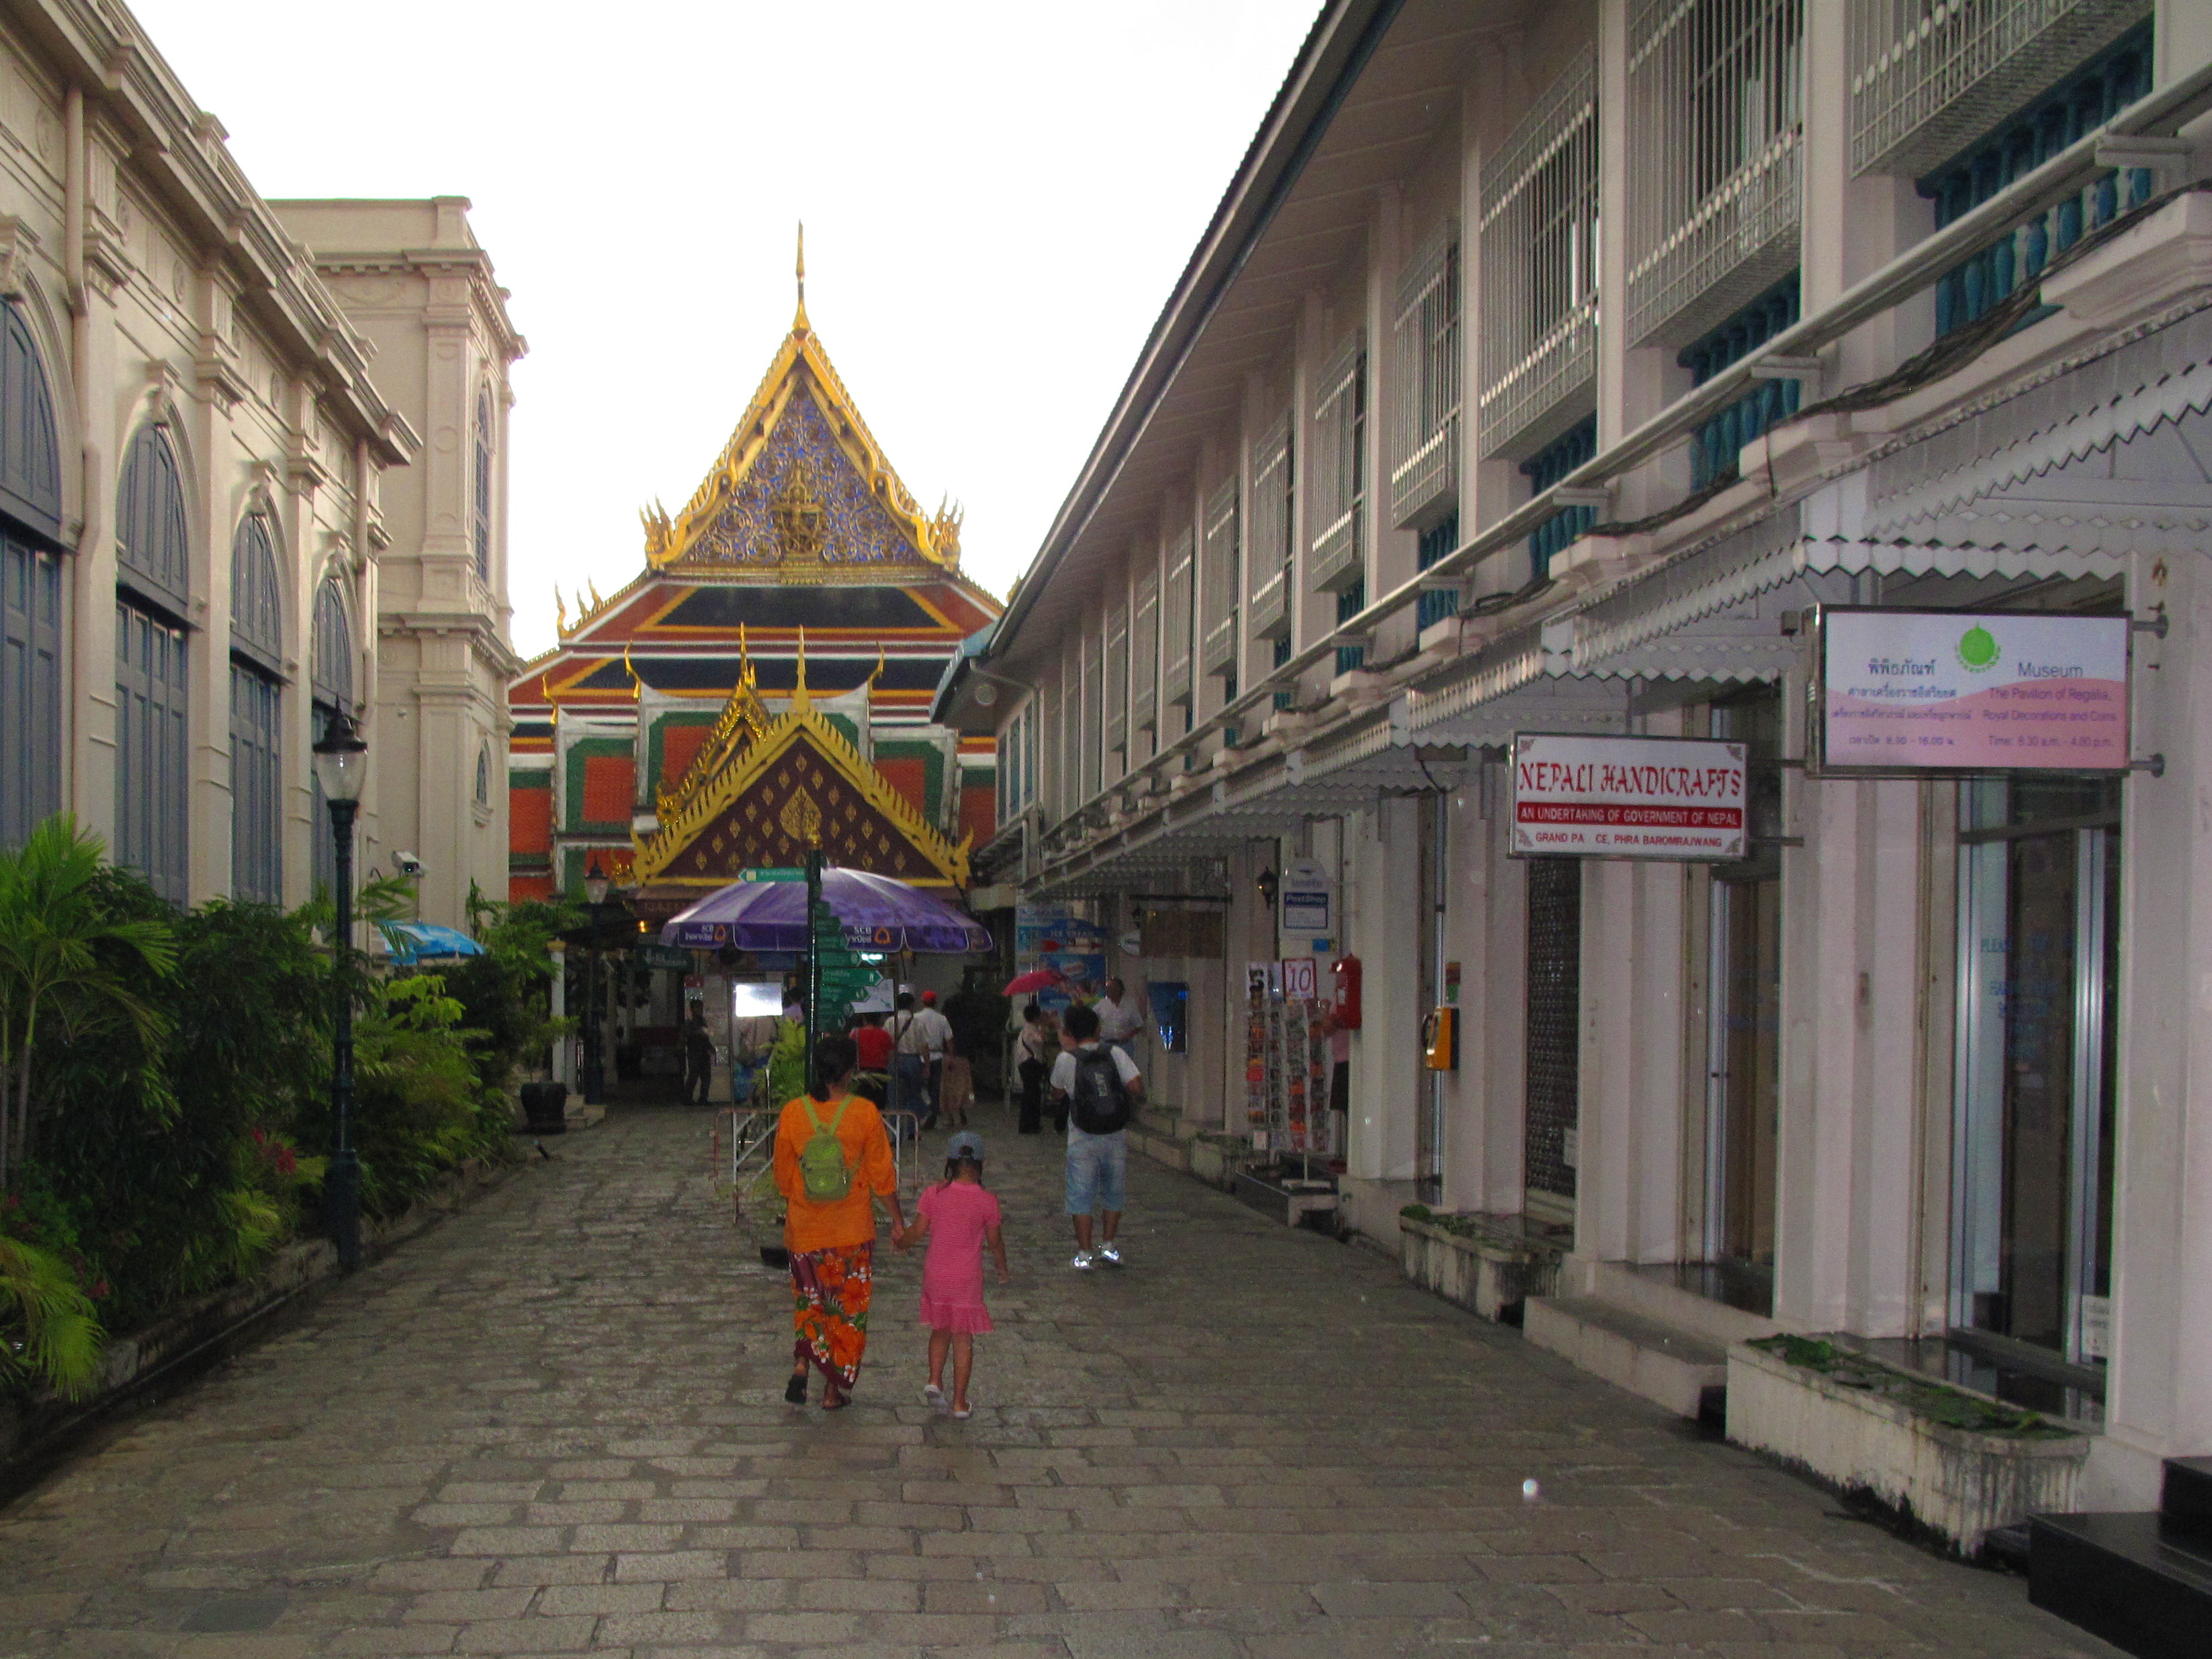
[{"xmin": 1244, "ymin": 962, "xmax": 1337, "ymax": 1164}]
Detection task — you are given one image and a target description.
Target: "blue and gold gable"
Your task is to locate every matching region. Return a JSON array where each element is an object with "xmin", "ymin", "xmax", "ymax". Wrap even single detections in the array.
[{"xmin": 639, "ymin": 238, "xmax": 962, "ymax": 582}]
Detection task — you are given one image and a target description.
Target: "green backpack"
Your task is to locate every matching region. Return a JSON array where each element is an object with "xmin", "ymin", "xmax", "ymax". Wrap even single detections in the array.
[{"xmin": 797, "ymin": 1097, "xmax": 854, "ymax": 1202}]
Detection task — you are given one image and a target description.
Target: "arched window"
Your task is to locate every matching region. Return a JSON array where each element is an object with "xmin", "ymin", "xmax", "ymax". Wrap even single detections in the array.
[
  {"xmin": 229, "ymin": 512, "xmax": 283, "ymax": 903},
  {"xmin": 114, "ymin": 424, "xmax": 191, "ymax": 903},
  {"xmin": 472, "ymin": 386, "xmax": 493, "ymax": 584},
  {"xmin": 310, "ymin": 576, "xmax": 355, "ymax": 897},
  {"xmin": 475, "ymin": 742, "xmax": 491, "ymax": 807},
  {"xmin": 0, "ymin": 298, "xmax": 64, "ymax": 850}
]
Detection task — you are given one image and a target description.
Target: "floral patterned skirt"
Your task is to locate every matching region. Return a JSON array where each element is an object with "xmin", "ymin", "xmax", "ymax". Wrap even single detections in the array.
[{"xmin": 789, "ymin": 1241, "xmax": 873, "ymax": 1390}]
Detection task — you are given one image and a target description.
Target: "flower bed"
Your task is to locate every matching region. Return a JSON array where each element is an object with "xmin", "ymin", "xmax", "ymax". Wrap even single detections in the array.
[
  {"xmin": 1728, "ymin": 1335, "xmax": 2090, "ymax": 1558},
  {"xmin": 1399, "ymin": 1206, "xmax": 1562, "ymax": 1322}
]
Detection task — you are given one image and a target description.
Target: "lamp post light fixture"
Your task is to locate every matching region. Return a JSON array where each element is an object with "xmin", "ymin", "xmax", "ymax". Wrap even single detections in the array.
[
  {"xmin": 312, "ymin": 703, "xmax": 369, "ymax": 1271},
  {"xmin": 581, "ymin": 856, "xmax": 611, "ymax": 1106}
]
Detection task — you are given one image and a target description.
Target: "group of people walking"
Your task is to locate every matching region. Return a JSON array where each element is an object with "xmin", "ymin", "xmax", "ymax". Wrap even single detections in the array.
[{"xmin": 770, "ymin": 994, "xmax": 1142, "ymax": 1416}]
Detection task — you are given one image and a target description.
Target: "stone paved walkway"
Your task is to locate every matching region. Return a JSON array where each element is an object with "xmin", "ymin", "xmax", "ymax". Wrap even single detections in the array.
[{"xmin": 0, "ymin": 1105, "xmax": 2120, "ymax": 1658}]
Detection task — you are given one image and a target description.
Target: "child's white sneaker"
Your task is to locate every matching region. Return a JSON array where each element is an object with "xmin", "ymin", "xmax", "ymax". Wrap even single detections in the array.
[
  {"xmin": 1071, "ymin": 1249, "xmax": 1096, "ymax": 1269},
  {"xmin": 922, "ymin": 1382, "xmax": 945, "ymax": 1408}
]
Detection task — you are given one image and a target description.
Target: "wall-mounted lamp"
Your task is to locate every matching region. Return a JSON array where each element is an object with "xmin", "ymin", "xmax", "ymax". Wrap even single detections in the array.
[{"xmin": 1256, "ymin": 865, "xmax": 1279, "ymax": 911}]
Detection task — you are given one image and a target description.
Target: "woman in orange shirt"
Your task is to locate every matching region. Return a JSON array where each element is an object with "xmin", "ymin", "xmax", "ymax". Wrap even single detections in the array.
[{"xmin": 774, "ymin": 1033, "xmax": 905, "ymax": 1410}]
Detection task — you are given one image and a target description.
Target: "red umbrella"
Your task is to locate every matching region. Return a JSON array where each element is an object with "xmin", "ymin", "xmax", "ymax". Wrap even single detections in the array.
[{"xmin": 1002, "ymin": 967, "xmax": 1066, "ymax": 997}]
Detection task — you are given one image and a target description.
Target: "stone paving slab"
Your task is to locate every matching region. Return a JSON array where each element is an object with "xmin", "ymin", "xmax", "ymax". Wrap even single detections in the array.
[{"xmin": 0, "ymin": 1106, "xmax": 2123, "ymax": 1657}]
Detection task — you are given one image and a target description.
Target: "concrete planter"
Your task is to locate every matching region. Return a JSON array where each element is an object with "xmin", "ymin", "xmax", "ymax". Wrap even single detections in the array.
[
  {"xmin": 1399, "ymin": 1216, "xmax": 1561, "ymax": 1322},
  {"xmin": 1726, "ymin": 1339, "xmax": 2092, "ymax": 1558}
]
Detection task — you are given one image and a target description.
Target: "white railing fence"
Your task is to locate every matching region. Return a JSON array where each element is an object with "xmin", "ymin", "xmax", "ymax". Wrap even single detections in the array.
[
  {"xmin": 1478, "ymin": 48, "xmax": 1599, "ymax": 458},
  {"xmin": 1132, "ymin": 566, "xmax": 1159, "ymax": 735},
  {"xmin": 1849, "ymin": 0, "xmax": 2150, "ymax": 177},
  {"xmin": 1163, "ymin": 527, "xmax": 1196, "ymax": 707},
  {"xmin": 1201, "ymin": 475, "xmax": 1240, "ymax": 676},
  {"xmin": 1626, "ymin": 0, "xmax": 1805, "ymax": 347},
  {"xmin": 1248, "ymin": 410, "xmax": 1294, "ymax": 640},
  {"xmin": 1389, "ymin": 220, "xmax": 1460, "ymax": 527}
]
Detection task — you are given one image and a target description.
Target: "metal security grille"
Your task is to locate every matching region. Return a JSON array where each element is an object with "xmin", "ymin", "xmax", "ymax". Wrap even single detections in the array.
[
  {"xmin": 1247, "ymin": 411, "xmax": 1294, "ymax": 641},
  {"xmin": 1524, "ymin": 855, "xmax": 1582, "ymax": 1208},
  {"xmin": 1132, "ymin": 568, "xmax": 1159, "ymax": 735},
  {"xmin": 1163, "ymin": 528, "xmax": 1195, "ymax": 710},
  {"xmin": 116, "ymin": 599, "xmax": 189, "ymax": 903},
  {"xmin": 1626, "ymin": 0, "xmax": 1804, "ymax": 347},
  {"xmin": 1309, "ymin": 332, "xmax": 1366, "ymax": 594},
  {"xmin": 1849, "ymin": 0, "xmax": 2150, "ymax": 177},
  {"xmin": 1104, "ymin": 602, "xmax": 1129, "ymax": 758},
  {"xmin": 1, "ymin": 533, "xmax": 61, "ymax": 849},
  {"xmin": 1200, "ymin": 477, "xmax": 1240, "ymax": 678},
  {"xmin": 1479, "ymin": 50, "xmax": 1599, "ymax": 459},
  {"xmin": 1389, "ymin": 220, "xmax": 1460, "ymax": 528},
  {"xmin": 230, "ymin": 663, "xmax": 281, "ymax": 903}
]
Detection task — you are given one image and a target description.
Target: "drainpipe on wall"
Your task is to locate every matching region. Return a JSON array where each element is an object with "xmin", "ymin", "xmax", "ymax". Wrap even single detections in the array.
[{"xmin": 63, "ymin": 84, "xmax": 98, "ymax": 813}]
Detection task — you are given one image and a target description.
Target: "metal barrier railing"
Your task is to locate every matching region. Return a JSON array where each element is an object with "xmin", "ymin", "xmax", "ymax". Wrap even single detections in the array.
[{"xmin": 710, "ymin": 1101, "xmax": 926, "ymax": 1228}]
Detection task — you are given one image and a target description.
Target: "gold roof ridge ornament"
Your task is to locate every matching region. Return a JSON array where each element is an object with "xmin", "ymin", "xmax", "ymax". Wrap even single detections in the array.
[{"xmin": 794, "ymin": 220, "xmax": 808, "ymax": 334}]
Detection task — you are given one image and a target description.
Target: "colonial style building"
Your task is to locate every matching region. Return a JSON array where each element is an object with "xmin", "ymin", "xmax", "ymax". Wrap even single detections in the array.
[
  {"xmin": 0, "ymin": 1, "xmax": 520, "ymax": 926},
  {"xmin": 505, "ymin": 276, "xmax": 1000, "ymax": 916},
  {"xmin": 942, "ymin": 0, "xmax": 2212, "ymax": 1567}
]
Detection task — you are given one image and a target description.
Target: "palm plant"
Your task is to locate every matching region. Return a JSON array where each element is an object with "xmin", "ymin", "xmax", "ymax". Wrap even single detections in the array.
[
  {"xmin": 0, "ymin": 1230, "xmax": 103, "ymax": 1398},
  {"xmin": 0, "ymin": 816, "xmax": 178, "ymax": 1190}
]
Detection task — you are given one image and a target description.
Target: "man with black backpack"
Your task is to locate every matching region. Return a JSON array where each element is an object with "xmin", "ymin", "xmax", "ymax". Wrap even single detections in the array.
[{"xmin": 1049, "ymin": 1003, "xmax": 1143, "ymax": 1269}]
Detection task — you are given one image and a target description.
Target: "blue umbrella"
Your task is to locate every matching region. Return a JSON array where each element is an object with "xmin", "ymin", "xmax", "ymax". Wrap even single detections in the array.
[{"xmin": 381, "ymin": 921, "xmax": 488, "ymax": 965}]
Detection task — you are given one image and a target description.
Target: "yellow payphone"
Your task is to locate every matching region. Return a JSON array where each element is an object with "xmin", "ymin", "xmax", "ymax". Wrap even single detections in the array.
[{"xmin": 1423, "ymin": 960, "xmax": 1460, "ymax": 1071}]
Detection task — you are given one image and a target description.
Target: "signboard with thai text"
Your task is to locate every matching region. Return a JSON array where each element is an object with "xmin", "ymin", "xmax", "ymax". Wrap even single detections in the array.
[
  {"xmin": 1510, "ymin": 733, "xmax": 1748, "ymax": 861},
  {"xmin": 1816, "ymin": 608, "xmax": 2129, "ymax": 774}
]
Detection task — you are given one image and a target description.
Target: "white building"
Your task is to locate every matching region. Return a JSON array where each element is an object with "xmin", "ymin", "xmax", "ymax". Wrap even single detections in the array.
[
  {"xmin": 942, "ymin": 0, "xmax": 2212, "ymax": 1545},
  {"xmin": 0, "ymin": 2, "xmax": 521, "ymax": 924}
]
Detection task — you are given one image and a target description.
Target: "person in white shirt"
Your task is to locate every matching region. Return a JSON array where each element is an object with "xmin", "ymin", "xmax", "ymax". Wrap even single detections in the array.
[
  {"xmin": 916, "ymin": 991, "xmax": 955, "ymax": 1128},
  {"xmin": 1049, "ymin": 1003, "xmax": 1144, "ymax": 1269},
  {"xmin": 889, "ymin": 992, "xmax": 929, "ymax": 1126},
  {"xmin": 1092, "ymin": 978, "xmax": 1144, "ymax": 1047}
]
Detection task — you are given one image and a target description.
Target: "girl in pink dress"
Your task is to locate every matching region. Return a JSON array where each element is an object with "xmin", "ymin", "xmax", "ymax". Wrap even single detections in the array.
[{"xmin": 895, "ymin": 1130, "xmax": 1008, "ymax": 1419}]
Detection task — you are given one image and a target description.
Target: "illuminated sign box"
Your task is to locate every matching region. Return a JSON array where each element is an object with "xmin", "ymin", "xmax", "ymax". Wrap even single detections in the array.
[
  {"xmin": 1510, "ymin": 733, "xmax": 1749, "ymax": 862},
  {"xmin": 1815, "ymin": 608, "xmax": 2130, "ymax": 776}
]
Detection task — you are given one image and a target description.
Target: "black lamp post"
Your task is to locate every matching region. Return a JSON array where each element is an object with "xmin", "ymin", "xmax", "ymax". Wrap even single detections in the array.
[
  {"xmin": 312, "ymin": 703, "xmax": 369, "ymax": 1271},
  {"xmin": 581, "ymin": 856, "xmax": 611, "ymax": 1105}
]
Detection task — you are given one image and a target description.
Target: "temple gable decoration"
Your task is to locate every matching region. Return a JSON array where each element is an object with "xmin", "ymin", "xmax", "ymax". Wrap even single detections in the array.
[
  {"xmin": 639, "ymin": 236, "xmax": 964, "ymax": 580},
  {"xmin": 631, "ymin": 645, "xmax": 971, "ymax": 889}
]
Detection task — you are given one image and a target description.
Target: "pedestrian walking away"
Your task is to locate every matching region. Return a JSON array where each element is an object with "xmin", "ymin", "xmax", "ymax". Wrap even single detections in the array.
[
  {"xmin": 682, "ymin": 1007, "xmax": 715, "ymax": 1105},
  {"xmin": 917, "ymin": 989, "xmax": 955, "ymax": 1129},
  {"xmin": 889, "ymin": 991, "xmax": 928, "ymax": 1130},
  {"xmin": 850, "ymin": 1010, "xmax": 893, "ymax": 1108},
  {"xmin": 1050, "ymin": 1003, "xmax": 1142, "ymax": 1269},
  {"xmin": 772, "ymin": 1032, "xmax": 905, "ymax": 1409},
  {"xmin": 938, "ymin": 1050, "xmax": 974, "ymax": 1128},
  {"xmin": 1015, "ymin": 1001, "xmax": 1054, "ymax": 1134},
  {"xmin": 894, "ymin": 1128, "xmax": 1008, "ymax": 1419}
]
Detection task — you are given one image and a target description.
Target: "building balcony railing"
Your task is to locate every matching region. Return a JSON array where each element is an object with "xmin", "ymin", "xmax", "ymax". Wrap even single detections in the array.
[
  {"xmin": 1389, "ymin": 414, "xmax": 1457, "ymax": 531},
  {"xmin": 1309, "ymin": 512, "xmax": 1364, "ymax": 594},
  {"xmin": 1249, "ymin": 567, "xmax": 1290, "ymax": 640},
  {"xmin": 1849, "ymin": 0, "xmax": 2151, "ymax": 178},
  {"xmin": 1163, "ymin": 649, "xmax": 1192, "ymax": 709}
]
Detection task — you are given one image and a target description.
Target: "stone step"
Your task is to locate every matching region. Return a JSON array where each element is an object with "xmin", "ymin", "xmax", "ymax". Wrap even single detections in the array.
[
  {"xmin": 2164, "ymin": 1455, "xmax": 2212, "ymax": 1545},
  {"xmin": 2029, "ymin": 1507, "xmax": 2212, "ymax": 1659},
  {"xmin": 1522, "ymin": 1296, "xmax": 1728, "ymax": 1420}
]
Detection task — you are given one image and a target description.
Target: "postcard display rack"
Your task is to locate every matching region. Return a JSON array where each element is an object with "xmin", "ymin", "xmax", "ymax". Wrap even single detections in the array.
[{"xmin": 1244, "ymin": 964, "xmax": 1335, "ymax": 1155}]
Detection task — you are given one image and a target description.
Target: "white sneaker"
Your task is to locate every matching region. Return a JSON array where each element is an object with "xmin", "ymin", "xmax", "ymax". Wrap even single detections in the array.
[
  {"xmin": 922, "ymin": 1382, "xmax": 945, "ymax": 1408},
  {"xmin": 1071, "ymin": 1249, "xmax": 1096, "ymax": 1270},
  {"xmin": 1098, "ymin": 1243, "xmax": 1122, "ymax": 1265}
]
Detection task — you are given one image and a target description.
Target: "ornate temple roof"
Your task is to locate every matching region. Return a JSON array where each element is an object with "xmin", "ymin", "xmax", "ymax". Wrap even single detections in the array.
[
  {"xmin": 631, "ymin": 638, "xmax": 970, "ymax": 889},
  {"xmin": 632, "ymin": 231, "xmax": 963, "ymax": 584}
]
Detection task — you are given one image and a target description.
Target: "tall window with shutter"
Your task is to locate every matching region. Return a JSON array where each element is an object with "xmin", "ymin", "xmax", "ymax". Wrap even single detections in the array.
[
  {"xmin": 229, "ymin": 512, "xmax": 284, "ymax": 903},
  {"xmin": 1389, "ymin": 222, "xmax": 1460, "ymax": 529},
  {"xmin": 1308, "ymin": 334, "xmax": 1366, "ymax": 598},
  {"xmin": 1200, "ymin": 478, "xmax": 1240, "ymax": 692},
  {"xmin": 310, "ymin": 578, "xmax": 355, "ymax": 897},
  {"xmin": 474, "ymin": 386, "xmax": 494, "ymax": 584},
  {"xmin": 0, "ymin": 300, "xmax": 64, "ymax": 852},
  {"xmin": 1131, "ymin": 567, "xmax": 1159, "ymax": 737},
  {"xmin": 1247, "ymin": 412, "xmax": 1293, "ymax": 646},
  {"xmin": 1161, "ymin": 527, "xmax": 1194, "ymax": 718},
  {"xmin": 1104, "ymin": 601, "xmax": 1129, "ymax": 762},
  {"xmin": 115, "ymin": 425, "xmax": 193, "ymax": 904}
]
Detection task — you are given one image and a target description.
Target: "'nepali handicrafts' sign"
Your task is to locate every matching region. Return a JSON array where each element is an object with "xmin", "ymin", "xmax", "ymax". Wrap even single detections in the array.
[
  {"xmin": 1510, "ymin": 733, "xmax": 1747, "ymax": 861},
  {"xmin": 1817, "ymin": 608, "xmax": 2129, "ymax": 774}
]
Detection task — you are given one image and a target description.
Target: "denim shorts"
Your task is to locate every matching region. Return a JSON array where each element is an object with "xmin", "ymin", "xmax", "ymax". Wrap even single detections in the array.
[{"xmin": 1064, "ymin": 1127, "xmax": 1127, "ymax": 1216}]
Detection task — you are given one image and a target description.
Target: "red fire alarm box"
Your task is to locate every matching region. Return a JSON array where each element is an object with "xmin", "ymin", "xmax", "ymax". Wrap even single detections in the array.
[{"xmin": 1331, "ymin": 954, "xmax": 1362, "ymax": 1031}]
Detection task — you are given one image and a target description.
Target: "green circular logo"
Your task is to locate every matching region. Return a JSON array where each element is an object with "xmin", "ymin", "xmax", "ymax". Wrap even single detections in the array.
[{"xmin": 1957, "ymin": 625, "xmax": 2001, "ymax": 672}]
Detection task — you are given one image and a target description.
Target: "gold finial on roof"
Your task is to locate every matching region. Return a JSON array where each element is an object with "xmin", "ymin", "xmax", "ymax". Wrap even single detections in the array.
[
  {"xmin": 738, "ymin": 621, "xmax": 752, "ymax": 686},
  {"xmin": 794, "ymin": 221, "xmax": 808, "ymax": 332},
  {"xmin": 793, "ymin": 625, "xmax": 811, "ymax": 712},
  {"xmin": 623, "ymin": 641, "xmax": 642, "ymax": 701},
  {"xmin": 554, "ymin": 586, "xmax": 568, "ymax": 635}
]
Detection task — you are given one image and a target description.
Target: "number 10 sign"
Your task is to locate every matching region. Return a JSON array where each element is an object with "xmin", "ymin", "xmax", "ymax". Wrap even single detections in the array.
[{"xmin": 1280, "ymin": 957, "xmax": 1318, "ymax": 1000}]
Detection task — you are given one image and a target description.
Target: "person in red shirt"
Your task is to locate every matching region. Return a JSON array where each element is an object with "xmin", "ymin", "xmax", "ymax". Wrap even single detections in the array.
[{"xmin": 850, "ymin": 1012, "xmax": 894, "ymax": 1108}]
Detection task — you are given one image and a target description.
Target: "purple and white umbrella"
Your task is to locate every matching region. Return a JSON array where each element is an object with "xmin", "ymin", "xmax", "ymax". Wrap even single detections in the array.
[{"xmin": 660, "ymin": 868, "xmax": 992, "ymax": 955}]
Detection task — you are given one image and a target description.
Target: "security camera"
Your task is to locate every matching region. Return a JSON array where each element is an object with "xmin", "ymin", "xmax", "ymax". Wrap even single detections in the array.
[{"xmin": 394, "ymin": 852, "xmax": 424, "ymax": 877}]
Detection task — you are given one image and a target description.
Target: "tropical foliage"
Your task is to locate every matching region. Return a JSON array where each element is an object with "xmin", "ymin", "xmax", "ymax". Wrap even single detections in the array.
[{"xmin": 0, "ymin": 816, "xmax": 564, "ymax": 1404}]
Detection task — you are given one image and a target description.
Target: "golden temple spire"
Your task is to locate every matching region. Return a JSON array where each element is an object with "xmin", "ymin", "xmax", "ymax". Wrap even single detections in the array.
[
  {"xmin": 793, "ymin": 221, "xmax": 808, "ymax": 333},
  {"xmin": 738, "ymin": 621, "xmax": 752, "ymax": 686}
]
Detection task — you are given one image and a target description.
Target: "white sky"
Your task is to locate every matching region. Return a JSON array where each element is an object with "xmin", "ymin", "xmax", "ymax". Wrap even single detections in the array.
[{"xmin": 127, "ymin": 0, "xmax": 1325, "ymax": 660}]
